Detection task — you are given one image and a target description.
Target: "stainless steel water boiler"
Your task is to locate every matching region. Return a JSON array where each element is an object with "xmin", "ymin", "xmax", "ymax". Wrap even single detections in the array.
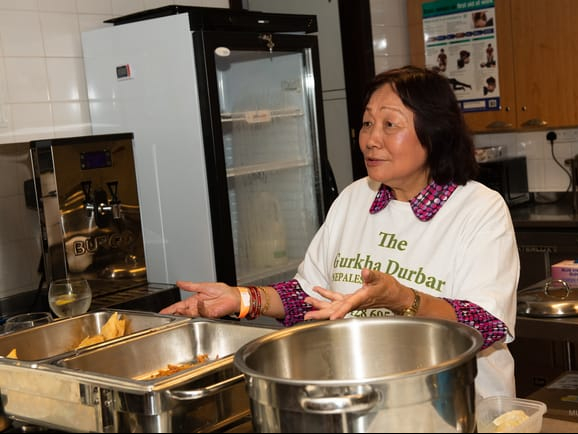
[{"xmin": 29, "ymin": 133, "xmax": 147, "ymax": 295}]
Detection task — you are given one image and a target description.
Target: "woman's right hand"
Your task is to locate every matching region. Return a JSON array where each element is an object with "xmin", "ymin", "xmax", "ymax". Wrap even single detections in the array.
[{"xmin": 159, "ymin": 281, "xmax": 240, "ymax": 318}]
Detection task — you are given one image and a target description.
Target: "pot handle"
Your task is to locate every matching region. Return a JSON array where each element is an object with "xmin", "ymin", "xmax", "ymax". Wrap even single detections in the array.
[
  {"xmin": 299, "ymin": 386, "xmax": 379, "ymax": 414},
  {"xmin": 544, "ymin": 279, "xmax": 571, "ymax": 298},
  {"xmin": 165, "ymin": 374, "xmax": 244, "ymax": 400}
]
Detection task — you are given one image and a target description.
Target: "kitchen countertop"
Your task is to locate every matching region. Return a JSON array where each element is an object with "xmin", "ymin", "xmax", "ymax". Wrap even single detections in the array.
[
  {"xmin": 515, "ymin": 277, "xmax": 578, "ymax": 341},
  {"xmin": 509, "ymin": 194, "xmax": 578, "ymax": 342},
  {"xmin": 509, "ymin": 194, "xmax": 578, "ymax": 228}
]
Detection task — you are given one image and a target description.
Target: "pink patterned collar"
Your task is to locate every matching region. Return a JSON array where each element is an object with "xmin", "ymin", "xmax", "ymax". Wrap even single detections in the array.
[{"xmin": 369, "ymin": 181, "xmax": 458, "ymax": 221}]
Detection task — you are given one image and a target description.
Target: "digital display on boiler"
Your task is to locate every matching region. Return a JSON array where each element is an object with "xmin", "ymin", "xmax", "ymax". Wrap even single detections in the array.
[
  {"xmin": 80, "ymin": 150, "xmax": 112, "ymax": 170},
  {"xmin": 116, "ymin": 64, "xmax": 132, "ymax": 80}
]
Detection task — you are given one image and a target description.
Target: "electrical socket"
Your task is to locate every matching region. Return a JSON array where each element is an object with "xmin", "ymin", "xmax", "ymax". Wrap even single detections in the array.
[{"xmin": 554, "ymin": 129, "xmax": 578, "ymax": 143}]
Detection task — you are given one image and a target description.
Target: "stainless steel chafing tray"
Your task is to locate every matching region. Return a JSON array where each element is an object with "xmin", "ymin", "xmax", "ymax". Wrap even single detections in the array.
[
  {"xmin": 0, "ymin": 318, "xmax": 278, "ymax": 432},
  {"xmin": 0, "ymin": 309, "xmax": 185, "ymax": 363}
]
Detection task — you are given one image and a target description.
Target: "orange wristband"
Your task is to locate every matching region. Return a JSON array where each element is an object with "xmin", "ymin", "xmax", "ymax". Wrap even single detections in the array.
[{"xmin": 238, "ymin": 287, "xmax": 251, "ymax": 319}]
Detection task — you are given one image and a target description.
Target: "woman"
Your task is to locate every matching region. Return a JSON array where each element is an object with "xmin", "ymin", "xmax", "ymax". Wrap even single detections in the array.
[{"xmin": 160, "ymin": 65, "xmax": 519, "ymax": 399}]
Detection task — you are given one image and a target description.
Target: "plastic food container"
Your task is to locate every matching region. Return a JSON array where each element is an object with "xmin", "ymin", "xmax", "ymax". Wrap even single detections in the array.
[{"xmin": 476, "ymin": 396, "xmax": 547, "ymax": 433}]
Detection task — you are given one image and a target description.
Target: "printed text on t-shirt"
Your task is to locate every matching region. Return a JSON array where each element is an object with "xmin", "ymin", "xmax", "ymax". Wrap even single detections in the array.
[{"xmin": 331, "ymin": 231, "xmax": 447, "ymax": 291}]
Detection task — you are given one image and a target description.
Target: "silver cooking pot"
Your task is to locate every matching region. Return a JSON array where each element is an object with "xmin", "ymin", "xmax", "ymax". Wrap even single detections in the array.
[
  {"xmin": 234, "ymin": 317, "xmax": 483, "ymax": 433},
  {"xmin": 517, "ymin": 279, "xmax": 578, "ymax": 317}
]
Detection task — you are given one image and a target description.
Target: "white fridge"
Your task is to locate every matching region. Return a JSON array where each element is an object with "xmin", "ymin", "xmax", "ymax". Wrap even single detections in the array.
[{"xmin": 81, "ymin": 6, "xmax": 337, "ymax": 296}]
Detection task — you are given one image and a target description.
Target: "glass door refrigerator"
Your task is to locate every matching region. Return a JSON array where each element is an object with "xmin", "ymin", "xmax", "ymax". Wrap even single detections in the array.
[{"xmin": 81, "ymin": 6, "xmax": 337, "ymax": 293}]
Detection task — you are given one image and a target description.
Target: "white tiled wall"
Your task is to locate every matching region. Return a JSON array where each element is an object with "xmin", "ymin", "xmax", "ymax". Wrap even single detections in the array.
[
  {"xmin": 0, "ymin": 142, "xmax": 41, "ymax": 299},
  {"xmin": 474, "ymin": 129, "xmax": 578, "ymax": 192},
  {"xmin": 0, "ymin": 0, "xmax": 227, "ymax": 299},
  {"xmin": 369, "ymin": 0, "xmax": 577, "ymax": 193},
  {"xmin": 0, "ymin": 0, "xmax": 227, "ymax": 144},
  {"xmin": 370, "ymin": 0, "xmax": 411, "ymax": 74}
]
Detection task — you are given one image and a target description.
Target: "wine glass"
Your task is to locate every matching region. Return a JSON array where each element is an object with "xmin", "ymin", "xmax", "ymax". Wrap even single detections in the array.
[
  {"xmin": 48, "ymin": 278, "xmax": 92, "ymax": 318},
  {"xmin": 4, "ymin": 312, "xmax": 53, "ymax": 333}
]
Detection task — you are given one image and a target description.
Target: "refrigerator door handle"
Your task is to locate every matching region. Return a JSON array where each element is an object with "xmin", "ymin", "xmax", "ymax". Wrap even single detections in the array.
[{"xmin": 324, "ymin": 159, "xmax": 339, "ymax": 207}]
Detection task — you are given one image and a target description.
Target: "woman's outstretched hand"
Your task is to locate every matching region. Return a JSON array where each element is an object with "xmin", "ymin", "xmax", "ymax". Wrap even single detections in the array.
[
  {"xmin": 303, "ymin": 268, "xmax": 403, "ymax": 320},
  {"xmin": 159, "ymin": 281, "xmax": 240, "ymax": 318}
]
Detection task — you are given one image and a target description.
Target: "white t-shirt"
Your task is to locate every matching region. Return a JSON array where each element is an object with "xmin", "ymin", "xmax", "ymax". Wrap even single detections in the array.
[{"xmin": 294, "ymin": 177, "xmax": 519, "ymax": 399}]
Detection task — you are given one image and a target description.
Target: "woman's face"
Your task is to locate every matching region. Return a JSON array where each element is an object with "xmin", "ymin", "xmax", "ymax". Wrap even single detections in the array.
[{"xmin": 359, "ymin": 83, "xmax": 429, "ymax": 201}]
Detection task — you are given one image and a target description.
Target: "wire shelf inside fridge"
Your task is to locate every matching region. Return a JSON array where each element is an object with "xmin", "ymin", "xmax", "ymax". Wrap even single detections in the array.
[
  {"xmin": 226, "ymin": 159, "xmax": 309, "ymax": 178},
  {"xmin": 221, "ymin": 107, "xmax": 303, "ymax": 124}
]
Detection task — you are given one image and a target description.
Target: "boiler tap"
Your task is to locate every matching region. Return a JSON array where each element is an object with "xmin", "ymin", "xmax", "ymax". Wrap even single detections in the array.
[
  {"xmin": 94, "ymin": 182, "xmax": 121, "ymax": 218},
  {"xmin": 107, "ymin": 181, "xmax": 121, "ymax": 219},
  {"xmin": 93, "ymin": 188, "xmax": 111, "ymax": 228},
  {"xmin": 81, "ymin": 180, "xmax": 94, "ymax": 216},
  {"xmin": 80, "ymin": 180, "xmax": 122, "ymax": 227}
]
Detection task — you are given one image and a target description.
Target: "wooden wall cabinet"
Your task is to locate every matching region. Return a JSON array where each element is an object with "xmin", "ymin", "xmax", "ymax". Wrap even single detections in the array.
[{"xmin": 407, "ymin": 0, "xmax": 578, "ymax": 132}]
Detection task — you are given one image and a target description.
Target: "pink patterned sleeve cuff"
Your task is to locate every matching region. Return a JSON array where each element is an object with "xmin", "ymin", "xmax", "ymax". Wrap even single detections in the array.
[
  {"xmin": 271, "ymin": 279, "xmax": 312, "ymax": 327},
  {"xmin": 444, "ymin": 298, "xmax": 508, "ymax": 350}
]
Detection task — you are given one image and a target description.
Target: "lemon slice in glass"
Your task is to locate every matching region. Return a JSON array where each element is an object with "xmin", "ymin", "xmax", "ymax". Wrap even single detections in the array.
[{"xmin": 55, "ymin": 293, "xmax": 78, "ymax": 306}]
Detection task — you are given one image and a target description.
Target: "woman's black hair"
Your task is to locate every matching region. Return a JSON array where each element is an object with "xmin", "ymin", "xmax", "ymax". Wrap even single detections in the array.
[{"xmin": 361, "ymin": 65, "xmax": 479, "ymax": 185}]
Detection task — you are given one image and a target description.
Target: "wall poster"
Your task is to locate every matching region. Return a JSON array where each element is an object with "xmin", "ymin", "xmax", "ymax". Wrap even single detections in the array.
[{"xmin": 422, "ymin": 0, "xmax": 499, "ymax": 112}]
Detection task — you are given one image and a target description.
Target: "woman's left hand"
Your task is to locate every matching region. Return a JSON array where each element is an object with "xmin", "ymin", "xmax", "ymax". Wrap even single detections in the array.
[
  {"xmin": 303, "ymin": 268, "xmax": 405, "ymax": 320},
  {"xmin": 303, "ymin": 287, "xmax": 354, "ymax": 320}
]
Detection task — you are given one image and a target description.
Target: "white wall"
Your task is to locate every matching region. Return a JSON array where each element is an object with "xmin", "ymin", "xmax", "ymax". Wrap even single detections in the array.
[
  {"xmin": 370, "ymin": 0, "xmax": 411, "ymax": 74},
  {"xmin": 474, "ymin": 130, "xmax": 578, "ymax": 193},
  {"xmin": 0, "ymin": 0, "xmax": 227, "ymax": 144}
]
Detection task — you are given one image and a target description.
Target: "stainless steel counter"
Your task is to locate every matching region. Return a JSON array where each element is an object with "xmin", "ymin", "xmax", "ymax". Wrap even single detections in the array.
[{"xmin": 509, "ymin": 195, "xmax": 578, "ymax": 229}]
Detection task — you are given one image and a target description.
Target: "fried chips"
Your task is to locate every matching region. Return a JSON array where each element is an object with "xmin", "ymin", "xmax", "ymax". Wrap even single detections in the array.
[
  {"xmin": 76, "ymin": 312, "xmax": 127, "ymax": 349},
  {"xmin": 140, "ymin": 354, "xmax": 210, "ymax": 380}
]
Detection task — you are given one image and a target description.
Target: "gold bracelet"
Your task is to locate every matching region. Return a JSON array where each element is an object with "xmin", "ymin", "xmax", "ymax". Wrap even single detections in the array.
[
  {"xmin": 259, "ymin": 286, "xmax": 270, "ymax": 315},
  {"xmin": 400, "ymin": 289, "xmax": 421, "ymax": 317}
]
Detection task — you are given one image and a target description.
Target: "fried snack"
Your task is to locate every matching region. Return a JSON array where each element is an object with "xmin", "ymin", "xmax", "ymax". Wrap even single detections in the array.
[
  {"xmin": 75, "ymin": 312, "xmax": 127, "ymax": 350},
  {"xmin": 76, "ymin": 334, "xmax": 105, "ymax": 348},
  {"xmin": 146, "ymin": 363, "xmax": 197, "ymax": 379},
  {"xmin": 140, "ymin": 354, "xmax": 210, "ymax": 380},
  {"xmin": 6, "ymin": 348, "xmax": 17, "ymax": 359},
  {"xmin": 100, "ymin": 312, "xmax": 126, "ymax": 340}
]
